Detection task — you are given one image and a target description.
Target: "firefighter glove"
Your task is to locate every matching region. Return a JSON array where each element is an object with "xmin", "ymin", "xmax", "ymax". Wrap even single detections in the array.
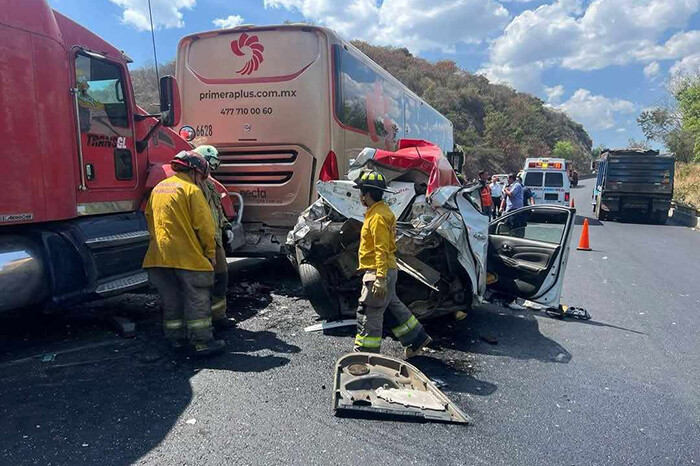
[
  {"xmin": 372, "ymin": 276, "xmax": 388, "ymax": 300},
  {"xmin": 225, "ymin": 229, "xmax": 234, "ymax": 245}
]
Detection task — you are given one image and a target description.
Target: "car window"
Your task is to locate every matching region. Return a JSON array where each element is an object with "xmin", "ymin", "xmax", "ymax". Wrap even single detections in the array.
[
  {"xmin": 524, "ymin": 172, "xmax": 543, "ymax": 187},
  {"xmin": 491, "ymin": 209, "xmax": 568, "ymax": 244},
  {"xmin": 545, "ymin": 172, "xmax": 564, "ymax": 187}
]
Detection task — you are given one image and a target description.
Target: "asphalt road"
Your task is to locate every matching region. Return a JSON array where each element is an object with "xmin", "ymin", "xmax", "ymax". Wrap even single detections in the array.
[{"xmin": 1, "ymin": 177, "xmax": 699, "ymax": 466}]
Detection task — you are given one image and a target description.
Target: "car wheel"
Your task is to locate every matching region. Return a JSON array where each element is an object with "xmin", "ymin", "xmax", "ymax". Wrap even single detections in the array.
[{"xmin": 298, "ymin": 262, "xmax": 341, "ymax": 320}]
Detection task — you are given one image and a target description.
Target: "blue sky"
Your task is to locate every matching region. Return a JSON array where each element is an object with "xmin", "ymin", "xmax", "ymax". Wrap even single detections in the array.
[{"xmin": 50, "ymin": 0, "xmax": 700, "ymax": 149}]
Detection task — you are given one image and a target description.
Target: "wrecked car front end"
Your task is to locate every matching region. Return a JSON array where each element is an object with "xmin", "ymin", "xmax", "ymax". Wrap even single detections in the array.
[{"xmin": 287, "ymin": 140, "xmax": 490, "ymax": 322}]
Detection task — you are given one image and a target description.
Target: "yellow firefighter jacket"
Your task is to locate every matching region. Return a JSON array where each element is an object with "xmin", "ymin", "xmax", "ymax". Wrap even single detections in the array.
[
  {"xmin": 358, "ymin": 200, "xmax": 397, "ymax": 278},
  {"xmin": 202, "ymin": 178, "xmax": 231, "ymax": 247},
  {"xmin": 142, "ymin": 172, "xmax": 216, "ymax": 271}
]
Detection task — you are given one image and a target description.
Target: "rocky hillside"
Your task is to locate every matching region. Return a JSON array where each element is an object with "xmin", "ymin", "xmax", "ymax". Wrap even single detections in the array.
[{"xmin": 352, "ymin": 41, "xmax": 593, "ymax": 177}]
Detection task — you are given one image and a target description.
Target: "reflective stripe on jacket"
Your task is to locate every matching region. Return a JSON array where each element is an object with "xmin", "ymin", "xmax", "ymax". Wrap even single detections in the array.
[
  {"xmin": 143, "ymin": 173, "xmax": 216, "ymax": 271},
  {"xmin": 202, "ymin": 178, "xmax": 230, "ymax": 246},
  {"xmin": 358, "ymin": 201, "xmax": 397, "ymax": 278}
]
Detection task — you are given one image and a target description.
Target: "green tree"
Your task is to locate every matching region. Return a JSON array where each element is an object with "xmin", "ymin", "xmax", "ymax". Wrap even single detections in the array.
[
  {"xmin": 675, "ymin": 77, "xmax": 700, "ymax": 160},
  {"xmin": 637, "ymin": 73, "xmax": 700, "ymax": 162},
  {"xmin": 552, "ymin": 141, "xmax": 575, "ymax": 159}
]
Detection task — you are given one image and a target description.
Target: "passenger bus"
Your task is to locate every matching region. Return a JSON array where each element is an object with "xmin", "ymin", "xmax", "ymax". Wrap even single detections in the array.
[
  {"xmin": 175, "ymin": 24, "xmax": 454, "ymax": 255},
  {"xmin": 521, "ymin": 158, "xmax": 571, "ymax": 206}
]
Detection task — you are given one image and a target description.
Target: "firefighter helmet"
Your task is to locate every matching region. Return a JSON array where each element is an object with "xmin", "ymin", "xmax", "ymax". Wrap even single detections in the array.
[
  {"xmin": 353, "ymin": 170, "xmax": 392, "ymax": 193},
  {"xmin": 171, "ymin": 150, "xmax": 210, "ymax": 177},
  {"xmin": 193, "ymin": 145, "xmax": 220, "ymax": 171}
]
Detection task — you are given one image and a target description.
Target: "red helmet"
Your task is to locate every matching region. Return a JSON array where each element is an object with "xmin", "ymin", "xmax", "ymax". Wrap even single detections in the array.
[{"xmin": 171, "ymin": 150, "xmax": 210, "ymax": 177}]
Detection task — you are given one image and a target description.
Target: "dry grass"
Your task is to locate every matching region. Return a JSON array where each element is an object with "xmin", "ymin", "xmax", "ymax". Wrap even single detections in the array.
[{"xmin": 675, "ymin": 163, "xmax": 700, "ymax": 210}]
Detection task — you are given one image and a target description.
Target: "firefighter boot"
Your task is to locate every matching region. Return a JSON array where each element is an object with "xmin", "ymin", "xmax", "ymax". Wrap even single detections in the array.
[
  {"xmin": 404, "ymin": 336, "xmax": 433, "ymax": 359},
  {"xmin": 190, "ymin": 339, "xmax": 227, "ymax": 357}
]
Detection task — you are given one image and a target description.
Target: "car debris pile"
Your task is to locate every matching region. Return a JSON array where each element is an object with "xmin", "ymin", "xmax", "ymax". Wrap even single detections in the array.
[
  {"xmin": 288, "ymin": 139, "xmax": 490, "ymax": 322},
  {"xmin": 333, "ymin": 352, "xmax": 470, "ymax": 424}
]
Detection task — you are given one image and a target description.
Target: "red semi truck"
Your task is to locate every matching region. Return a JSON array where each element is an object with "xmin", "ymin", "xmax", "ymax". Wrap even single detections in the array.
[{"xmin": 0, "ymin": 0, "xmax": 238, "ymax": 313}]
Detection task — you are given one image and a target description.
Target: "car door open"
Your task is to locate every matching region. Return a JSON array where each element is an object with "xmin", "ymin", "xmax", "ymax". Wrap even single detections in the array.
[{"xmin": 487, "ymin": 205, "xmax": 575, "ymax": 308}]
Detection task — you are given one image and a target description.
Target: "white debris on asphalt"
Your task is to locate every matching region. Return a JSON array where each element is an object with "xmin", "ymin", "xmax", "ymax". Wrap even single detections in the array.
[
  {"xmin": 304, "ymin": 319, "xmax": 357, "ymax": 332},
  {"xmin": 185, "ymin": 418, "xmax": 197, "ymax": 425}
]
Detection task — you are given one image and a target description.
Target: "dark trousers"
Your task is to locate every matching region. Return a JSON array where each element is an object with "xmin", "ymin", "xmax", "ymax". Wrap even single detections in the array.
[
  {"xmin": 148, "ymin": 268, "xmax": 215, "ymax": 344},
  {"xmin": 354, "ymin": 269, "xmax": 429, "ymax": 353}
]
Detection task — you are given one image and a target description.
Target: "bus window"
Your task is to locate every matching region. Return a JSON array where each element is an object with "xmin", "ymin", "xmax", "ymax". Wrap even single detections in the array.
[
  {"xmin": 334, "ymin": 46, "xmax": 403, "ymax": 148},
  {"xmin": 524, "ymin": 172, "xmax": 543, "ymax": 187},
  {"xmin": 545, "ymin": 172, "xmax": 564, "ymax": 187}
]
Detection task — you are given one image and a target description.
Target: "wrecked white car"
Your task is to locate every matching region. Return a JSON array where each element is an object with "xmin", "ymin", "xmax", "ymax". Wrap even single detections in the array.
[{"xmin": 287, "ymin": 140, "xmax": 576, "ymax": 322}]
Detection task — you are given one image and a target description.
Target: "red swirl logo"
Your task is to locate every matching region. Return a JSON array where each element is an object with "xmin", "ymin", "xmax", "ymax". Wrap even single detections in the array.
[{"xmin": 231, "ymin": 33, "xmax": 264, "ymax": 75}]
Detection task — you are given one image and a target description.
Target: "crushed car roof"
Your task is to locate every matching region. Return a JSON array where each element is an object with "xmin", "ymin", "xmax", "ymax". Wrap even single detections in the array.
[{"xmin": 371, "ymin": 139, "xmax": 460, "ymax": 195}]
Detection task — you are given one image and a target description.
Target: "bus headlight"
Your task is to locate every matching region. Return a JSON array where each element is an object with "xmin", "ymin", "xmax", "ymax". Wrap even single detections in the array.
[{"xmin": 179, "ymin": 126, "xmax": 195, "ymax": 141}]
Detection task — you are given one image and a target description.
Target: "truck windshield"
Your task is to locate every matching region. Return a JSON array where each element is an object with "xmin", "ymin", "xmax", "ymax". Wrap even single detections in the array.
[
  {"xmin": 545, "ymin": 172, "xmax": 564, "ymax": 187},
  {"xmin": 524, "ymin": 172, "xmax": 543, "ymax": 187}
]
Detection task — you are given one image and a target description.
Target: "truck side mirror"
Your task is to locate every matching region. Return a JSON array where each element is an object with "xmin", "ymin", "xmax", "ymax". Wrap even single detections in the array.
[
  {"xmin": 159, "ymin": 76, "xmax": 181, "ymax": 127},
  {"xmin": 590, "ymin": 160, "xmax": 597, "ymax": 171},
  {"xmin": 446, "ymin": 150, "xmax": 465, "ymax": 174}
]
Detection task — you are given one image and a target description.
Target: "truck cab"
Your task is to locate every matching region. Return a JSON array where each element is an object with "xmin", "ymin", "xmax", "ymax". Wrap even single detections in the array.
[{"xmin": 0, "ymin": 0, "xmax": 237, "ymax": 313}]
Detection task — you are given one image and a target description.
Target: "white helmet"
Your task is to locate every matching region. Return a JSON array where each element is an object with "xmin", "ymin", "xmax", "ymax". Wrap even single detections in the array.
[{"xmin": 193, "ymin": 145, "xmax": 220, "ymax": 170}]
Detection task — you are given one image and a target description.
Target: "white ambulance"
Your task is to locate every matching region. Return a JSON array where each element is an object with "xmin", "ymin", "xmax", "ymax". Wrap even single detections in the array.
[{"xmin": 521, "ymin": 158, "xmax": 571, "ymax": 206}]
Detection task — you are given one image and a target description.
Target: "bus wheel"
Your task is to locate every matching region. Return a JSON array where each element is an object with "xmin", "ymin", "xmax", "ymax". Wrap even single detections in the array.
[{"xmin": 298, "ymin": 262, "xmax": 341, "ymax": 320}]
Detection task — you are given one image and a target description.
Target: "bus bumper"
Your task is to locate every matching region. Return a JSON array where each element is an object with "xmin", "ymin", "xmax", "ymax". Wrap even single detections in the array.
[{"xmin": 230, "ymin": 223, "xmax": 291, "ymax": 257}]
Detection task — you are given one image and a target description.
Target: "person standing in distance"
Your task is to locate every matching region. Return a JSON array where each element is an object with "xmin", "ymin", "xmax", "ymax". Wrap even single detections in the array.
[
  {"xmin": 353, "ymin": 170, "xmax": 432, "ymax": 358},
  {"xmin": 503, "ymin": 173, "xmax": 524, "ymax": 212},
  {"xmin": 490, "ymin": 175, "xmax": 503, "ymax": 217},
  {"xmin": 143, "ymin": 151, "xmax": 225, "ymax": 357}
]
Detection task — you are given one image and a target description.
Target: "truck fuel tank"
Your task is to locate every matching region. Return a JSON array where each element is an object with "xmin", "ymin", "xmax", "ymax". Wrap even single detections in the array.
[{"xmin": 0, "ymin": 236, "xmax": 47, "ymax": 312}]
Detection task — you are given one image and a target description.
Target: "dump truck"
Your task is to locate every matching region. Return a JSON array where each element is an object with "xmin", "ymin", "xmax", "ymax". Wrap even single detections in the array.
[
  {"xmin": 0, "ymin": 0, "xmax": 240, "ymax": 314},
  {"xmin": 591, "ymin": 149, "xmax": 674, "ymax": 223}
]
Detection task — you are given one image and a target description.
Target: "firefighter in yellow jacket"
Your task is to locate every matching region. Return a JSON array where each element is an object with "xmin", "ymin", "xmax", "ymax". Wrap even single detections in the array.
[
  {"xmin": 142, "ymin": 151, "xmax": 225, "ymax": 356},
  {"xmin": 353, "ymin": 170, "xmax": 432, "ymax": 358},
  {"xmin": 193, "ymin": 145, "xmax": 236, "ymax": 330}
]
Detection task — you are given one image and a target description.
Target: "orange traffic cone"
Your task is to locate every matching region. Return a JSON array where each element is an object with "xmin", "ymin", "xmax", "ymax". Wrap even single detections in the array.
[{"xmin": 577, "ymin": 218, "xmax": 591, "ymax": 251}]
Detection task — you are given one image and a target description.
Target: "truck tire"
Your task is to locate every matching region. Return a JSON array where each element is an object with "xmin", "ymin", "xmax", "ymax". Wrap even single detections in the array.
[
  {"xmin": 595, "ymin": 196, "xmax": 607, "ymax": 221},
  {"xmin": 651, "ymin": 210, "xmax": 668, "ymax": 225},
  {"xmin": 298, "ymin": 262, "xmax": 341, "ymax": 321}
]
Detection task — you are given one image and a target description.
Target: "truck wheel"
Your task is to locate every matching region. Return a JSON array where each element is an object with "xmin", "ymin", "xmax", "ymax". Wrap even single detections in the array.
[
  {"xmin": 595, "ymin": 197, "xmax": 607, "ymax": 221},
  {"xmin": 651, "ymin": 211, "xmax": 668, "ymax": 225},
  {"xmin": 298, "ymin": 262, "xmax": 341, "ymax": 320}
]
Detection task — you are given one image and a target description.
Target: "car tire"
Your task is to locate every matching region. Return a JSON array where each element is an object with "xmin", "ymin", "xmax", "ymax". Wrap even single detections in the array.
[{"xmin": 298, "ymin": 262, "xmax": 341, "ymax": 321}]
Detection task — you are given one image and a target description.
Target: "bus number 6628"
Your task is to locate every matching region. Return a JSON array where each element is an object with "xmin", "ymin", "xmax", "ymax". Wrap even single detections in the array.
[{"xmin": 195, "ymin": 125, "xmax": 213, "ymax": 137}]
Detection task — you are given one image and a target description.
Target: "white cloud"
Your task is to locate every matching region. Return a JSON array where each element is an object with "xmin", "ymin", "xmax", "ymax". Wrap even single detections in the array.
[
  {"xmin": 670, "ymin": 53, "xmax": 700, "ymax": 76},
  {"xmin": 555, "ymin": 89, "xmax": 637, "ymax": 130},
  {"xmin": 478, "ymin": 62, "xmax": 546, "ymax": 94},
  {"xmin": 635, "ymin": 30, "xmax": 700, "ymax": 62},
  {"xmin": 109, "ymin": 0, "xmax": 195, "ymax": 30},
  {"xmin": 544, "ymin": 84, "xmax": 565, "ymax": 104},
  {"xmin": 264, "ymin": 0, "xmax": 510, "ymax": 52},
  {"xmin": 482, "ymin": 0, "xmax": 700, "ymax": 92},
  {"xmin": 643, "ymin": 62, "xmax": 660, "ymax": 79},
  {"xmin": 616, "ymin": 128, "xmax": 627, "ymax": 133},
  {"xmin": 212, "ymin": 15, "xmax": 245, "ymax": 29}
]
